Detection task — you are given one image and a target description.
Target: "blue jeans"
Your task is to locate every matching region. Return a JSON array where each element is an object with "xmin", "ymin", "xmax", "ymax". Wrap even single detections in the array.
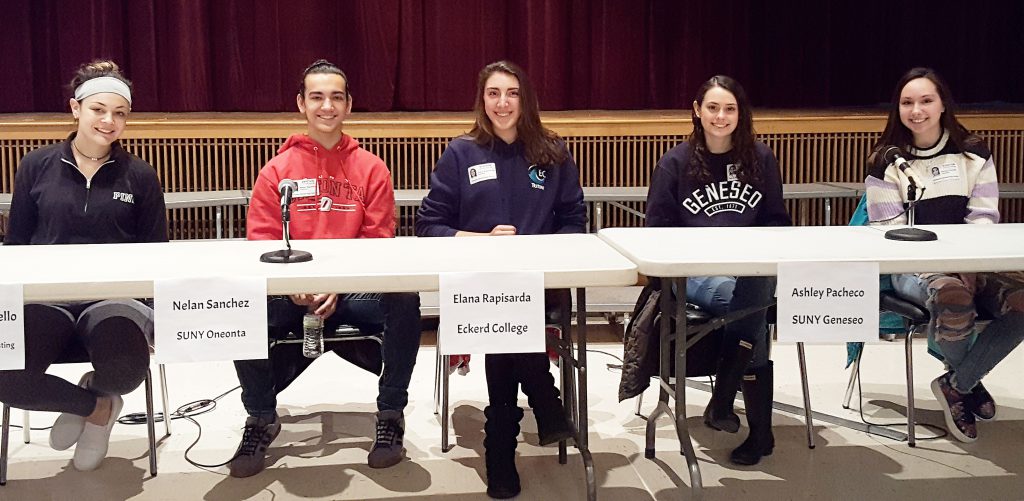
[
  {"xmin": 893, "ymin": 272, "xmax": 1024, "ymax": 393},
  {"xmin": 686, "ymin": 276, "xmax": 775, "ymax": 369},
  {"xmin": 233, "ymin": 292, "xmax": 422, "ymax": 420}
]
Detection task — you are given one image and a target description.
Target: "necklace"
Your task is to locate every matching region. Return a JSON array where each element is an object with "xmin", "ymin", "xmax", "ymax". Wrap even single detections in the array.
[{"xmin": 72, "ymin": 139, "xmax": 110, "ymax": 162}]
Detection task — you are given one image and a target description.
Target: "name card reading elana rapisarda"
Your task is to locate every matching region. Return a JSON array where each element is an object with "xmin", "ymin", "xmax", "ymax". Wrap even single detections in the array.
[{"xmin": 438, "ymin": 271, "xmax": 545, "ymax": 355}]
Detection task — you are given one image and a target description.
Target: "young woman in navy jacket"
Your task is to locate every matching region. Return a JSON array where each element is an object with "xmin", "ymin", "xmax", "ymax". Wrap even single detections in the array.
[{"xmin": 417, "ymin": 60, "xmax": 586, "ymax": 499}]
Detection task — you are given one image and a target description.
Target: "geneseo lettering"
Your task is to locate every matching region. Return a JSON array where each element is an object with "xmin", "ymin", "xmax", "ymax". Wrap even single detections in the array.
[
  {"xmin": 456, "ymin": 322, "xmax": 530, "ymax": 335},
  {"xmin": 0, "ymin": 310, "xmax": 17, "ymax": 322},
  {"xmin": 790, "ymin": 287, "xmax": 866, "ymax": 299},
  {"xmin": 682, "ymin": 180, "xmax": 762, "ymax": 215},
  {"xmin": 175, "ymin": 329, "xmax": 247, "ymax": 340},
  {"xmin": 172, "ymin": 298, "xmax": 252, "ymax": 311}
]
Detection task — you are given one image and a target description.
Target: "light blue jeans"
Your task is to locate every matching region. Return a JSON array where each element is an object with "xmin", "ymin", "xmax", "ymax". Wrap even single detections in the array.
[
  {"xmin": 685, "ymin": 276, "xmax": 775, "ymax": 369},
  {"xmin": 892, "ymin": 272, "xmax": 1024, "ymax": 393}
]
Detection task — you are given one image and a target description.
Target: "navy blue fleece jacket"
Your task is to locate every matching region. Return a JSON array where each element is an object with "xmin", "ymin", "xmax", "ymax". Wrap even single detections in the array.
[
  {"xmin": 416, "ymin": 136, "xmax": 586, "ymax": 236},
  {"xmin": 646, "ymin": 141, "xmax": 790, "ymax": 228}
]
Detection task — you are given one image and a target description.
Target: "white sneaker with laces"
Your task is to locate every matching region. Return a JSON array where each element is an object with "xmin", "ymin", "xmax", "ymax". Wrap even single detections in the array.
[
  {"xmin": 72, "ymin": 393, "xmax": 124, "ymax": 471},
  {"xmin": 49, "ymin": 371, "xmax": 94, "ymax": 451}
]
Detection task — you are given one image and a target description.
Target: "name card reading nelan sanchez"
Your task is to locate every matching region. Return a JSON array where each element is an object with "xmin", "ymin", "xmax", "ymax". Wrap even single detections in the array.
[
  {"xmin": 438, "ymin": 271, "xmax": 545, "ymax": 355},
  {"xmin": 777, "ymin": 262, "xmax": 879, "ymax": 343},
  {"xmin": 0, "ymin": 284, "xmax": 25, "ymax": 370},
  {"xmin": 154, "ymin": 277, "xmax": 268, "ymax": 363}
]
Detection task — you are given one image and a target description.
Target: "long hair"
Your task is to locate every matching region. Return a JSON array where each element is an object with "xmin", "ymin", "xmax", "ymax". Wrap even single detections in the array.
[
  {"xmin": 468, "ymin": 61, "xmax": 567, "ymax": 166},
  {"xmin": 874, "ymin": 67, "xmax": 978, "ymax": 156},
  {"xmin": 687, "ymin": 75, "xmax": 760, "ymax": 184}
]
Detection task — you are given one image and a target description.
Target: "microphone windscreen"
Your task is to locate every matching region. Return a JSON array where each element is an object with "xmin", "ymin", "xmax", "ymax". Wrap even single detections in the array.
[{"xmin": 278, "ymin": 178, "xmax": 298, "ymax": 193}]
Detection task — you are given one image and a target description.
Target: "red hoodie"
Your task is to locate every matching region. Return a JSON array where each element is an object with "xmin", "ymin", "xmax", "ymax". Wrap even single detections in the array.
[{"xmin": 247, "ymin": 133, "xmax": 395, "ymax": 240}]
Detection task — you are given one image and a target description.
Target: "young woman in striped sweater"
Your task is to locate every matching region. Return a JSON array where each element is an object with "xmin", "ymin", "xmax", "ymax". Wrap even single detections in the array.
[{"xmin": 866, "ymin": 67, "xmax": 1024, "ymax": 443}]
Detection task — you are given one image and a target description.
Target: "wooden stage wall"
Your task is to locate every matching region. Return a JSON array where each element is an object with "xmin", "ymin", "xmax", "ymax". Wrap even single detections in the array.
[{"xmin": 1, "ymin": 111, "xmax": 1022, "ymax": 239}]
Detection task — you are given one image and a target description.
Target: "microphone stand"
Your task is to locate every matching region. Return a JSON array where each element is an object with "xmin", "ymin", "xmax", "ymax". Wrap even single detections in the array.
[
  {"xmin": 884, "ymin": 175, "xmax": 937, "ymax": 241},
  {"xmin": 260, "ymin": 195, "xmax": 313, "ymax": 263}
]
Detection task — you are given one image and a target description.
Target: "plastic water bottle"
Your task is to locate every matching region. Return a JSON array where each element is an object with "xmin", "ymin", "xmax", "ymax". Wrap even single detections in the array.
[{"xmin": 302, "ymin": 313, "xmax": 324, "ymax": 358}]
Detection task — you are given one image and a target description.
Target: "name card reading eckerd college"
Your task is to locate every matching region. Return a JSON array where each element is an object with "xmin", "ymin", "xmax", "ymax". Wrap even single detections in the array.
[
  {"xmin": 438, "ymin": 271, "xmax": 545, "ymax": 355},
  {"xmin": 154, "ymin": 277, "xmax": 268, "ymax": 363},
  {"xmin": 0, "ymin": 284, "xmax": 25, "ymax": 370},
  {"xmin": 777, "ymin": 262, "xmax": 879, "ymax": 343}
]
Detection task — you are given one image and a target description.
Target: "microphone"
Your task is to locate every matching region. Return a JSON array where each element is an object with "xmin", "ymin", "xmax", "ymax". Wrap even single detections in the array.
[
  {"xmin": 278, "ymin": 179, "xmax": 298, "ymax": 219},
  {"xmin": 260, "ymin": 178, "xmax": 313, "ymax": 263},
  {"xmin": 880, "ymin": 146, "xmax": 936, "ymax": 242},
  {"xmin": 882, "ymin": 146, "xmax": 911, "ymax": 174}
]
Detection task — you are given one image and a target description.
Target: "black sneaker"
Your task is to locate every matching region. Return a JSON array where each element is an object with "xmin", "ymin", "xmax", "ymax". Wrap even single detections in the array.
[
  {"xmin": 368, "ymin": 410, "xmax": 405, "ymax": 468},
  {"xmin": 967, "ymin": 381, "xmax": 997, "ymax": 421},
  {"xmin": 931, "ymin": 373, "xmax": 977, "ymax": 443},
  {"xmin": 229, "ymin": 416, "xmax": 282, "ymax": 478}
]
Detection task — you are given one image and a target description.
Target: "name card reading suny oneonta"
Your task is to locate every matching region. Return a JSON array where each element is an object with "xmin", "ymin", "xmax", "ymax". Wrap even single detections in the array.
[
  {"xmin": 776, "ymin": 261, "xmax": 879, "ymax": 343},
  {"xmin": 0, "ymin": 284, "xmax": 25, "ymax": 370},
  {"xmin": 154, "ymin": 276, "xmax": 268, "ymax": 363},
  {"xmin": 439, "ymin": 271, "xmax": 545, "ymax": 355}
]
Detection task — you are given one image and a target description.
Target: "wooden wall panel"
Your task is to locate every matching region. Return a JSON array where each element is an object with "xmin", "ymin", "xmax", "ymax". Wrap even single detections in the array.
[{"xmin": 1, "ymin": 112, "xmax": 1021, "ymax": 239}]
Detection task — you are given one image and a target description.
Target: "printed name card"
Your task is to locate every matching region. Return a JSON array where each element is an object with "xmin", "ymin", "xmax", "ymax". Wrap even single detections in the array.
[
  {"xmin": 0, "ymin": 284, "xmax": 25, "ymax": 370},
  {"xmin": 154, "ymin": 277, "xmax": 268, "ymax": 363},
  {"xmin": 777, "ymin": 262, "xmax": 879, "ymax": 343},
  {"xmin": 439, "ymin": 271, "xmax": 545, "ymax": 355}
]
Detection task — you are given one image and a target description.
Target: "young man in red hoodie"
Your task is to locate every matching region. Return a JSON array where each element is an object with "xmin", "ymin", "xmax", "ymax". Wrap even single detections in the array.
[{"xmin": 229, "ymin": 59, "xmax": 422, "ymax": 478}]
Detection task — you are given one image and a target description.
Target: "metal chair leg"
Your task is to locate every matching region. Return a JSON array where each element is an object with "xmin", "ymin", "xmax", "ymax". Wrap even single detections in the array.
[
  {"xmin": 2, "ymin": 404, "xmax": 10, "ymax": 485},
  {"xmin": 634, "ymin": 390, "xmax": 644, "ymax": 417},
  {"xmin": 144, "ymin": 368, "xmax": 157, "ymax": 476},
  {"xmin": 159, "ymin": 364, "xmax": 171, "ymax": 438},
  {"xmin": 433, "ymin": 346, "xmax": 442, "ymax": 415},
  {"xmin": 441, "ymin": 354, "xmax": 451, "ymax": 452},
  {"xmin": 905, "ymin": 332, "xmax": 916, "ymax": 447},
  {"xmin": 843, "ymin": 346, "xmax": 864, "ymax": 409},
  {"xmin": 797, "ymin": 342, "xmax": 816, "ymax": 449},
  {"xmin": 21, "ymin": 411, "xmax": 28, "ymax": 444}
]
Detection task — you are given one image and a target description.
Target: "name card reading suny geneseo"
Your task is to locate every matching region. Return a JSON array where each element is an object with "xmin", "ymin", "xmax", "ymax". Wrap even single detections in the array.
[
  {"xmin": 439, "ymin": 271, "xmax": 545, "ymax": 355},
  {"xmin": 0, "ymin": 284, "xmax": 25, "ymax": 370},
  {"xmin": 777, "ymin": 262, "xmax": 879, "ymax": 343},
  {"xmin": 154, "ymin": 277, "xmax": 268, "ymax": 363}
]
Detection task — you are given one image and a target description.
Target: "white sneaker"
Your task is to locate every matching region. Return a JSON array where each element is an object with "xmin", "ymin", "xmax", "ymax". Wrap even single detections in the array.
[
  {"xmin": 49, "ymin": 372, "xmax": 93, "ymax": 451},
  {"xmin": 72, "ymin": 393, "xmax": 123, "ymax": 471}
]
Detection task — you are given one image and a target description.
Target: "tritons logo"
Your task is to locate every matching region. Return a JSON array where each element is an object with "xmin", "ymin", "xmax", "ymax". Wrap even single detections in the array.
[
  {"xmin": 682, "ymin": 180, "xmax": 762, "ymax": 216},
  {"xmin": 528, "ymin": 164, "xmax": 546, "ymax": 190}
]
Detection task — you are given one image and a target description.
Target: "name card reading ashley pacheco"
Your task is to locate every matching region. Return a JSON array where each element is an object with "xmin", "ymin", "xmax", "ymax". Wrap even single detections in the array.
[
  {"xmin": 154, "ymin": 277, "xmax": 268, "ymax": 363},
  {"xmin": 439, "ymin": 271, "xmax": 544, "ymax": 355},
  {"xmin": 0, "ymin": 284, "xmax": 25, "ymax": 370},
  {"xmin": 777, "ymin": 262, "xmax": 879, "ymax": 343}
]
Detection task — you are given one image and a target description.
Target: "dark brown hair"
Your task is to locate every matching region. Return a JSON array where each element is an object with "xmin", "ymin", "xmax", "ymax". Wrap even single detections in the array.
[
  {"xmin": 468, "ymin": 61, "xmax": 567, "ymax": 166},
  {"xmin": 298, "ymin": 59, "xmax": 350, "ymax": 99},
  {"xmin": 874, "ymin": 67, "xmax": 979, "ymax": 156},
  {"xmin": 687, "ymin": 75, "xmax": 760, "ymax": 184}
]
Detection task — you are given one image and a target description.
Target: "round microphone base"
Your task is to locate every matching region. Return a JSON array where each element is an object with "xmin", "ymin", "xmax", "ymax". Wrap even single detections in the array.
[
  {"xmin": 260, "ymin": 249, "xmax": 313, "ymax": 263},
  {"xmin": 884, "ymin": 227, "xmax": 937, "ymax": 242}
]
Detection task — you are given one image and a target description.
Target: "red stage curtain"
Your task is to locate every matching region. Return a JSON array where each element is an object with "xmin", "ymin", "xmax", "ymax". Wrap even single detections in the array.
[{"xmin": 0, "ymin": 0, "xmax": 1020, "ymax": 113}]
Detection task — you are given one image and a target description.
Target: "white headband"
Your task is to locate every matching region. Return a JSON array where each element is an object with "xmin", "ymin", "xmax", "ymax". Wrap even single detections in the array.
[{"xmin": 74, "ymin": 76, "xmax": 132, "ymax": 105}]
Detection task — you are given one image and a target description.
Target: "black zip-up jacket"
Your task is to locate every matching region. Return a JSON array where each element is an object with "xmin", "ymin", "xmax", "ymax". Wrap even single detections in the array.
[{"xmin": 5, "ymin": 136, "xmax": 168, "ymax": 245}]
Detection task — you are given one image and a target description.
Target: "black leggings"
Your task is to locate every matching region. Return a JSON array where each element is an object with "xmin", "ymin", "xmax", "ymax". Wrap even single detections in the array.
[
  {"xmin": 0, "ymin": 300, "xmax": 151, "ymax": 416},
  {"xmin": 484, "ymin": 289, "xmax": 568, "ymax": 406}
]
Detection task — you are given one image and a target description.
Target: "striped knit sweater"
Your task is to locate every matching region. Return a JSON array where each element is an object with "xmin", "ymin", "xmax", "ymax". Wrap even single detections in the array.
[{"xmin": 865, "ymin": 129, "xmax": 999, "ymax": 225}]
